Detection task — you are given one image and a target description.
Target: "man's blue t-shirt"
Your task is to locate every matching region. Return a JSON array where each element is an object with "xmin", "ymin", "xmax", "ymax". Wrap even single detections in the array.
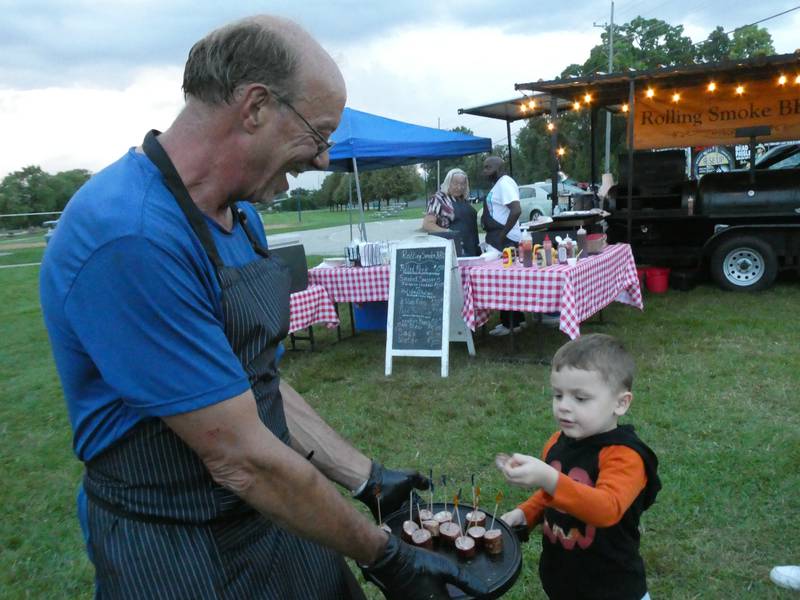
[{"xmin": 40, "ymin": 148, "xmax": 279, "ymax": 462}]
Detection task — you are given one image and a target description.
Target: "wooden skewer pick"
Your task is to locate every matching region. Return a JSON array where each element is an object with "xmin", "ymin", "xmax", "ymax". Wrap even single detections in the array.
[
  {"xmin": 441, "ymin": 475, "xmax": 448, "ymax": 512},
  {"xmin": 490, "ymin": 490, "xmax": 504, "ymax": 530},
  {"xmin": 429, "ymin": 469, "xmax": 434, "ymax": 513},
  {"xmin": 454, "ymin": 491, "xmax": 463, "ymax": 533}
]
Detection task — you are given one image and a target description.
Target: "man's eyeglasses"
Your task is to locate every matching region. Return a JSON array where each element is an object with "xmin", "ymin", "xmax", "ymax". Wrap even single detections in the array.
[{"xmin": 274, "ymin": 95, "xmax": 334, "ymax": 159}]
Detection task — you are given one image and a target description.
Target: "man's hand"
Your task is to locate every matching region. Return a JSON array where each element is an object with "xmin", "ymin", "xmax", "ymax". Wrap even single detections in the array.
[
  {"xmin": 496, "ymin": 452, "xmax": 559, "ymax": 494},
  {"xmin": 361, "ymin": 534, "xmax": 489, "ymax": 600},
  {"xmin": 355, "ymin": 461, "xmax": 429, "ymax": 521}
]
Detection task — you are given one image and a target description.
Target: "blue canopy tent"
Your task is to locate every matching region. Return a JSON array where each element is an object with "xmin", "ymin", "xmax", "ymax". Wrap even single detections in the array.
[{"xmin": 325, "ymin": 108, "xmax": 492, "ymax": 240}]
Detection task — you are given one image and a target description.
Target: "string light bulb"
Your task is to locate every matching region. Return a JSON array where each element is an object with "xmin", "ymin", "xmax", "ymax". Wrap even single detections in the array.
[
  {"xmin": 621, "ymin": 103, "xmax": 629, "ymax": 113},
  {"xmin": 557, "ymin": 147, "xmax": 566, "ymax": 157},
  {"xmin": 778, "ymin": 75, "xmax": 787, "ymax": 85},
  {"xmin": 795, "ymin": 75, "xmax": 800, "ymax": 85},
  {"xmin": 735, "ymin": 85, "xmax": 745, "ymax": 95},
  {"xmin": 584, "ymin": 93, "xmax": 592, "ymax": 103},
  {"xmin": 672, "ymin": 92, "xmax": 681, "ymax": 103},
  {"xmin": 707, "ymin": 82, "xmax": 717, "ymax": 92},
  {"xmin": 573, "ymin": 101, "xmax": 581, "ymax": 110},
  {"xmin": 547, "ymin": 122, "xmax": 555, "ymax": 132},
  {"xmin": 646, "ymin": 88, "xmax": 655, "ymax": 98},
  {"xmin": 528, "ymin": 99, "xmax": 536, "ymax": 109},
  {"xmin": 519, "ymin": 104, "xmax": 528, "ymax": 113}
]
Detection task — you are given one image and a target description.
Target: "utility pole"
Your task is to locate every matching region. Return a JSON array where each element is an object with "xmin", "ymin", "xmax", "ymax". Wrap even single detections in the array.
[
  {"xmin": 594, "ymin": 1, "xmax": 614, "ymax": 177},
  {"xmin": 605, "ymin": 1, "xmax": 614, "ymax": 175}
]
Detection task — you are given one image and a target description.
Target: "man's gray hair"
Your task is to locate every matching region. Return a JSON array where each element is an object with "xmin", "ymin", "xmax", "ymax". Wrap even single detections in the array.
[{"xmin": 182, "ymin": 20, "xmax": 299, "ymax": 105}]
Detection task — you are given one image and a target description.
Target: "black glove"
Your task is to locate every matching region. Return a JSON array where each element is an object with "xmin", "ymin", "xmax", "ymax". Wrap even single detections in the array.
[
  {"xmin": 355, "ymin": 461, "xmax": 430, "ymax": 521},
  {"xmin": 361, "ymin": 534, "xmax": 489, "ymax": 600},
  {"xmin": 512, "ymin": 523, "xmax": 530, "ymax": 543}
]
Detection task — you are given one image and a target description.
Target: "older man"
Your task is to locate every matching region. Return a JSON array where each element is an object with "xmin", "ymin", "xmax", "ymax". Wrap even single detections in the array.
[{"xmin": 40, "ymin": 16, "xmax": 486, "ymax": 600}]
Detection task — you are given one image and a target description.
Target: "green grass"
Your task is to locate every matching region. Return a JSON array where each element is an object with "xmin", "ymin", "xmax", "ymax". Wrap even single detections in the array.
[
  {"xmin": 2, "ymin": 255, "xmax": 799, "ymax": 598},
  {"xmin": 259, "ymin": 204, "xmax": 422, "ymax": 233}
]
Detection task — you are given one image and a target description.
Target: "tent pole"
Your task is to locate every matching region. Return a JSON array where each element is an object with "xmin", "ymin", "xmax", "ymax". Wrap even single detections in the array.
[
  {"xmin": 550, "ymin": 96, "xmax": 558, "ymax": 213},
  {"xmin": 348, "ymin": 173, "xmax": 354, "ymax": 241},
  {"xmin": 506, "ymin": 120, "xmax": 513, "ymax": 177},
  {"xmin": 590, "ymin": 107, "xmax": 597, "ymax": 195},
  {"xmin": 352, "ymin": 158, "xmax": 367, "ymax": 241},
  {"xmin": 626, "ymin": 79, "xmax": 635, "ymax": 244}
]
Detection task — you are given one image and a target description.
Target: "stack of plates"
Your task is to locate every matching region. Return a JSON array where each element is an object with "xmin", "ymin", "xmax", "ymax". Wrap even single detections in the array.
[{"xmin": 321, "ymin": 257, "xmax": 346, "ymax": 268}]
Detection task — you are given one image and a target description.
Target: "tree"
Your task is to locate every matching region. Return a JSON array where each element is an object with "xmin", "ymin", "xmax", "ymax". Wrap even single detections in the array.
[
  {"xmin": 420, "ymin": 126, "xmax": 488, "ymax": 198},
  {"xmin": 360, "ymin": 165, "xmax": 422, "ymax": 209},
  {"xmin": 697, "ymin": 26, "xmax": 731, "ymax": 63},
  {"xmin": 729, "ymin": 25, "xmax": 774, "ymax": 59},
  {"xmin": 0, "ymin": 166, "xmax": 90, "ymax": 229},
  {"xmin": 562, "ymin": 17, "xmax": 695, "ymax": 79}
]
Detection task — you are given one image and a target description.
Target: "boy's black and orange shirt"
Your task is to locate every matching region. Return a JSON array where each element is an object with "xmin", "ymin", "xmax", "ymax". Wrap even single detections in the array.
[{"xmin": 518, "ymin": 425, "xmax": 661, "ymax": 600}]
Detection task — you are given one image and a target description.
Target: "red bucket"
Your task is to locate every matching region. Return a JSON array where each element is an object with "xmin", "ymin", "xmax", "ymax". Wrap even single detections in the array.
[
  {"xmin": 646, "ymin": 267, "xmax": 671, "ymax": 294},
  {"xmin": 636, "ymin": 267, "xmax": 647, "ymax": 291}
]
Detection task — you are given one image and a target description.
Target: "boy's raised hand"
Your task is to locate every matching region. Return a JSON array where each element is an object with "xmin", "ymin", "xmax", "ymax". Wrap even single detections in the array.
[
  {"xmin": 500, "ymin": 508, "xmax": 526, "ymax": 527},
  {"xmin": 496, "ymin": 452, "xmax": 559, "ymax": 494}
]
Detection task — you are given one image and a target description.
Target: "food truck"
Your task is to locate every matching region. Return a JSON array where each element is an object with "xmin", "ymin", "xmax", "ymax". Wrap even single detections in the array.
[
  {"xmin": 516, "ymin": 53, "xmax": 800, "ymax": 291},
  {"xmin": 462, "ymin": 53, "xmax": 800, "ymax": 291}
]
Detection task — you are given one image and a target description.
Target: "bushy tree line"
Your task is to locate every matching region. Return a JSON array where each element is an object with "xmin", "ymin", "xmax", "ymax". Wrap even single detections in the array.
[
  {"xmin": 280, "ymin": 165, "xmax": 426, "ymax": 212},
  {"xmin": 0, "ymin": 166, "xmax": 91, "ymax": 229}
]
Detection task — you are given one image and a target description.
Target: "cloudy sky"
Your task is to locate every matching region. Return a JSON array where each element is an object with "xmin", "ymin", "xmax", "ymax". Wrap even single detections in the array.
[{"xmin": 2, "ymin": 0, "xmax": 799, "ymax": 188}]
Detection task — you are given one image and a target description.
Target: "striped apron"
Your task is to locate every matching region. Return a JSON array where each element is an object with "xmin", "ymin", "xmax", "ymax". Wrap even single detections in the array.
[{"xmin": 82, "ymin": 130, "xmax": 364, "ymax": 599}]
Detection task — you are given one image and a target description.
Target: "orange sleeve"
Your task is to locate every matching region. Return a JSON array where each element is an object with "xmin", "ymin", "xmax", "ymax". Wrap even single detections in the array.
[
  {"xmin": 548, "ymin": 445, "xmax": 647, "ymax": 527},
  {"xmin": 517, "ymin": 431, "xmax": 561, "ymax": 527}
]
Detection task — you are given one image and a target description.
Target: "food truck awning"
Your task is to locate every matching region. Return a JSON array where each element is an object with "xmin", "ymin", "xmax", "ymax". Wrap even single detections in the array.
[
  {"xmin": 516, "ymin": 52, "xmax": 800, "ymax": 112},
  {"xmin": 456, "ymin": 94, "xmax": 575, "ymax": 177},
  {"xmin": 458, "ymin": 94, "xmax": 575, "ymax": 122}
]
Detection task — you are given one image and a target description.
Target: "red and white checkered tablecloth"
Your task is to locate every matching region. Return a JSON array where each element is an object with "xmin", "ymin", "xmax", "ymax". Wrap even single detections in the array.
[
  {"xmin": 289, "ymin": 284, "xmax": 340, "ymax": 333},
  {"xmin": 460, "ymin": 244, "xmax": 642, "ymax": 338},
  {"xmin": 308, "ymin": 244, "xmax": 642, "ymax": 339},
  {"xmin": 308, "ymin": 264, "xmax": 488, "ymax": 327},
  {"xmin": 309, "ymin": 264, "xmax": 391, "ymax": 303}
]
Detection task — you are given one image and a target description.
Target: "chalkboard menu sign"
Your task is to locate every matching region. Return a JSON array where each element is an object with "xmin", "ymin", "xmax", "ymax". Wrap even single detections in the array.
[
  {"xmin": 386, "ymin": 238, "xmax": 468, "ymax": 378},
  {"xmin": 391, "ymin": 246, "xmax": 446, "ymax": 351}
]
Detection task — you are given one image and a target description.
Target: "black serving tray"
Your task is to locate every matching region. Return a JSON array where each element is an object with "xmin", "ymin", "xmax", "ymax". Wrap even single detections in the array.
[{"xmin": 383, "ymin": 502, "xmax": 522, "ymax": 599}]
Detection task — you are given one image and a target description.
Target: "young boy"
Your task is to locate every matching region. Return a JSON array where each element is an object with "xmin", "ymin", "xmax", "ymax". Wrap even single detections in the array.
[{"xmin": 497, "ymin": 334, "xmax": 661, "ymax": 600}]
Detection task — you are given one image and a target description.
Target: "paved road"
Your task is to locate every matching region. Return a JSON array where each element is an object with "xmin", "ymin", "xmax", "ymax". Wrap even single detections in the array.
[{"xmin": 269, "ymin": 218, "xmax": 429, "ymax": 256}]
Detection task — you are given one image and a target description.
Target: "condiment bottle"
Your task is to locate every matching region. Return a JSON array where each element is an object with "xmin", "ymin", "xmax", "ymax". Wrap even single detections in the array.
[
  {"xmin": 557, "ymin": 243, "xmax": 567, "ymax": 264},
  {"xmin": 520, "ymin": 229, "xmax": 533, "ymax": 267},
  {"xmin": 576, "ymin": 227, "xmax": 587, "ymax": 260},
  {"xmin": 563, "ymin": 235, "xmax": 574, "ymax": 259},
  {"xmin": 543, "ymin": 234, "xmax": 553, "ymax": 266}
]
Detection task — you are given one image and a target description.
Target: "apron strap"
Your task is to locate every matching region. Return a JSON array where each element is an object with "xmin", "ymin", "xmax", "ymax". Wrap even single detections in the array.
[
  {"xmin": 234, "ymin": 207, "xmax": 270, "ymax": 259},
  {"xmin": 142, "ymin": 130, "xmax": 225, "ymax": 270}
]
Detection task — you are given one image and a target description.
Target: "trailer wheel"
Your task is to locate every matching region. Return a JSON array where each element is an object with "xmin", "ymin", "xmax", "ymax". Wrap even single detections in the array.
[
  {"xmin": 529, "ymin": 209, "xmax": 543, "ymax": 221},
  {"xmin": 710, "ymin": 236, "xmax": 777, "ymax": 291}
]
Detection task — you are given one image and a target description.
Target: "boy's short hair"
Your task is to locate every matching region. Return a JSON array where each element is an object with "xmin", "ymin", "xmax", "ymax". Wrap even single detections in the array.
[{"xmin": 551, "ymin": 334, "xmax": 635, "ymax": 392}]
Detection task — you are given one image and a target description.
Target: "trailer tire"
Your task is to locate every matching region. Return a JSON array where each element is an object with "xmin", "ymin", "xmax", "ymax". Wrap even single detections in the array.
[
  {"xmin": 529, "ymin": 209, "xmax": 543, "ymax": 221},
  {"xmin": 710, "ymin": 236, "xmax": 777, "ymax": 291}
]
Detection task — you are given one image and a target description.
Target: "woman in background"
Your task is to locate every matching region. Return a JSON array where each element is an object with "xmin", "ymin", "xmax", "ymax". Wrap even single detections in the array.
[{"xmin": 422, "ymin": 168, "xmax": 481, "ymax": 256}]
